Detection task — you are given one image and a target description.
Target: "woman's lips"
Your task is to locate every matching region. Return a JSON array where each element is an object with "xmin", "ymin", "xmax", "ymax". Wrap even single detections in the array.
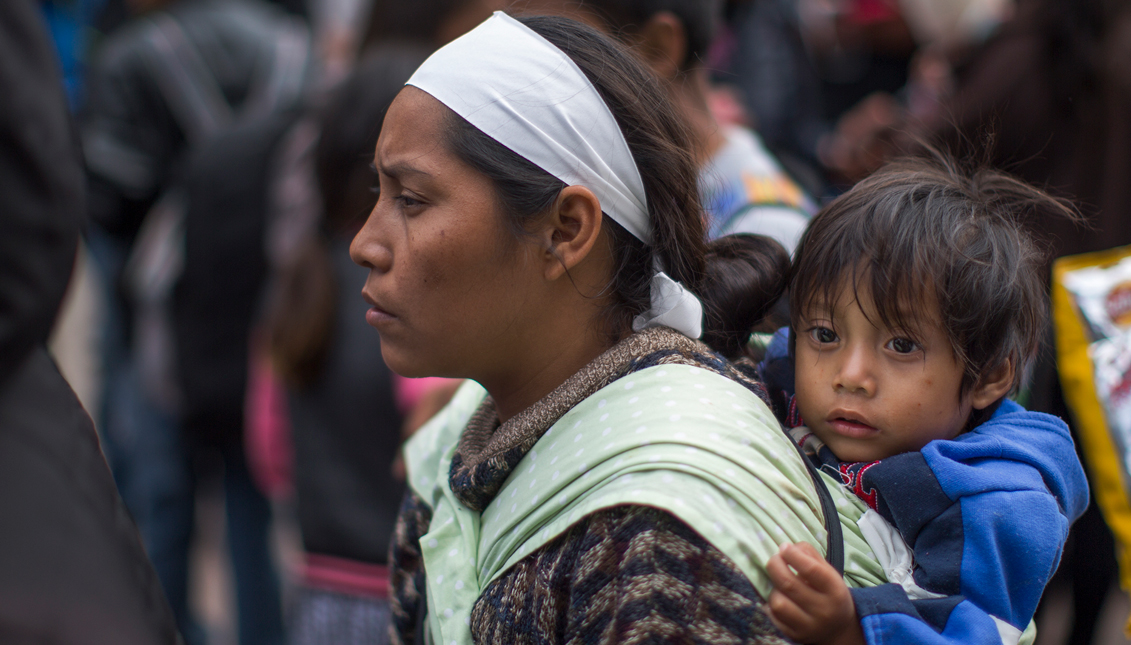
[
  {"xmin": 361, "ymin": 290, "xmax": 397, "ymax": 327},
  {"xmin": 827, "ymin": 417, "xmax": 878, "ymax": 439},
  {"xmin": 365, "ymin": 306, "xmax": 396, "ymax": 327}
]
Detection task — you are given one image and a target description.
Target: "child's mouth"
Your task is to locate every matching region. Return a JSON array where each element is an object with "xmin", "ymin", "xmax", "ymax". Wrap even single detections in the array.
[{"xmin": 828, "ymin": 416, "xmax": 878, "ymax": 438}]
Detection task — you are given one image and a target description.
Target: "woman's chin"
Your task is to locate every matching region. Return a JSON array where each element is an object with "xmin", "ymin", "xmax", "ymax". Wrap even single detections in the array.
[
  {"xmin": 381, "ymin": 355, "xmax": 424, "ymax": 379},
  {"xmin": 380, "ymin": 345, "xmax": 442, "ymax": 379}
]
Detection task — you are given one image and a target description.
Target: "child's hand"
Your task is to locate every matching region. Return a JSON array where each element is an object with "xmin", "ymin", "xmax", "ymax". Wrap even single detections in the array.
[{"xmin": 766, "ymin": 542, "xmax": 865, "ymax": 645}]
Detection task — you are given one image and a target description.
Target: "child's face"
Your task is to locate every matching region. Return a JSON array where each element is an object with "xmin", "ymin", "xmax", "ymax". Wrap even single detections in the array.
[{"xmin": 793, "ymin": 280, "xmax": 972, "ymax": 463}]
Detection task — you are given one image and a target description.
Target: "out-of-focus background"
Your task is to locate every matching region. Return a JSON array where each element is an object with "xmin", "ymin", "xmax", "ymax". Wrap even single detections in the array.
[{"xmin": 35, "ymin": 0, "xmax": 1131, "ymax": 643}]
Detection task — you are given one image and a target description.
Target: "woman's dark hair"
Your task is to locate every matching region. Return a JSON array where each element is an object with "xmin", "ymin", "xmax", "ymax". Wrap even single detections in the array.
[
  {"xmin": 443, "ymin": 14, "xmax": 786, "ymax": 357},
  {"xmin": 267, "ymin": 46, "xmax": 429, "ymax": 387},
  {"xmin": 789, "ymin": 151, "xmax": 1079, "ymax": 397}
]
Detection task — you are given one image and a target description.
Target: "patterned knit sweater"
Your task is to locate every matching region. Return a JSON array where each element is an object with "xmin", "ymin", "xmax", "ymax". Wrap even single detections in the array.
[{"xmin": 388, "ymin": 328, "xmax": 795, "ymax": 645}]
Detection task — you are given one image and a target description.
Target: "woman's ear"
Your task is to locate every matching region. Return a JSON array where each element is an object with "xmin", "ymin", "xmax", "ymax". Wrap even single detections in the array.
[
  {"xmin": 969, "ymin": 359, "xmax": 1016, "ymax": 410},
  {"xmin": 540, "ymin": 185, "xmax": 603, "ymax": 281}
]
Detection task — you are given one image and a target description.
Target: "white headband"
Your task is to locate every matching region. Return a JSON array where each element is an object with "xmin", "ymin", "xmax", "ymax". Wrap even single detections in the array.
[{"xmin": 406, "ymin": 11, "xmax": 704, "ymax": 338}]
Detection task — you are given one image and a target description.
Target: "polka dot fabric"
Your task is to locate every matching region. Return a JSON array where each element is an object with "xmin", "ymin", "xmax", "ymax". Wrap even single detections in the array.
[{"xmin": 405, "ymin": 367, "xmax": 886, "ymax": 645}]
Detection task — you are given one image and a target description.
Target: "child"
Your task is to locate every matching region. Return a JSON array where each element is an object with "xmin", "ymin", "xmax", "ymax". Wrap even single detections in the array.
[{"xmin": 762, "ymin": 156, "xmax": 1090, "ymax": 645}]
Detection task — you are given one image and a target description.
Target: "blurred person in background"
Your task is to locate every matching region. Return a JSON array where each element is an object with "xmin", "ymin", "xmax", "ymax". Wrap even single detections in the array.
[
  {"xmin": 359, "ymin": 0, "xmax": 504, "ymax": 51},
  {"xmin": 717, "ymin": 0, "xmax": 924, "ymax": 195},
  {"xmin": 508, "ymin": 0, "xmax": 816, "ymax": 255},
  {"xmin": 811, "ymin": 0, "xmax": 1014, "ymax": 186},
  {"xmin": 715, "ymin": 0, "xmax": 827, "ymax": 195},
  {"xmin": 81, "ymin": 0, "xmax": 312, "ymax": 642},
  {"xmin": 0, "ymin": 0, "xmax": 178, "ymax": 641},
  {"xmin": 243, "ymin": 4, "xmax": 499, "ymax": 643},
  {"xmin": 255, "ymin": 47, "xmax": 430, "ymax": 645}
]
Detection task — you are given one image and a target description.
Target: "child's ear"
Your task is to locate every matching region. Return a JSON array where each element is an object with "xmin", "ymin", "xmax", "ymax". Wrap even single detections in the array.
[{"xmin": 970, "ymin": 359, "xmax": 1015, "ymax": 410}]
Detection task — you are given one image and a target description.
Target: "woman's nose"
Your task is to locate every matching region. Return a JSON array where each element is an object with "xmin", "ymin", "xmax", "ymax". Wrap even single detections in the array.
[
  {"xmin": 350, "ymin": 208, "xmax": 393, "ymax": 273},
  {"xmin": 833, "ymin": 344, "xmax": 876, "ymax": 395}
]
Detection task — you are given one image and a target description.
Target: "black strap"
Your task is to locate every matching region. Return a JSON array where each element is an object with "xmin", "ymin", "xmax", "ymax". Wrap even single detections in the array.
[
  {"xmin": 783, "ymin": 423, "xmax": 844, "ymax": 575},
  {"xmin": 414, "ymin": 590, "xmax": 429, "ymax": 645}
]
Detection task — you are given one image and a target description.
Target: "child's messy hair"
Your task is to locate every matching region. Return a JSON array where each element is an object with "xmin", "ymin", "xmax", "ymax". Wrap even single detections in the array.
[{"xmin": 790, "ymin": 152, "xmax": 1078, "ymax": 396}]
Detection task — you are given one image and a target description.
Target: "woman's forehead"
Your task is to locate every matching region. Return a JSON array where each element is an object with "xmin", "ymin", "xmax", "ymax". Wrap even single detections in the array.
[{"xmin": 375, "ymin": 87, "xmax": 450, "ymax": 168}]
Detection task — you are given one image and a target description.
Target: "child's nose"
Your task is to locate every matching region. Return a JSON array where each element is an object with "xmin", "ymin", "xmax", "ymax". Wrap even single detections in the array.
[{"xmin": 833, "ymin": 345, "xmax": 875, "ymax": 395}]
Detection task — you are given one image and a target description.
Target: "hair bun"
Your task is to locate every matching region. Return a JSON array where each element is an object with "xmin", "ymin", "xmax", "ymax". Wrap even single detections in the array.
[{"xmin": 700, "ymin": 234, "xmax": 790, "ymax": 358}]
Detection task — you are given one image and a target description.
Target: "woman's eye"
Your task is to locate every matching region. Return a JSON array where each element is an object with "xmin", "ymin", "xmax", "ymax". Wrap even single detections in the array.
[
  {"xmin": 810, "ymin": 327, "xmax": 837, "ymax": 344},
  {"xmin": 396, "ymin": 194, "xmax": 422, "ymax": 208},
  {"xmin": 887, "ymin": 337, "xmax": 920, "ymax": 354}
]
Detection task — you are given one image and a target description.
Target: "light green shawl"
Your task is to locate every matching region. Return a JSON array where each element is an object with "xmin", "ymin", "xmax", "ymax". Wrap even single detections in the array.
[{"xmin": 405, "ymin": 364, "xmax": 886, "ymax": 645}]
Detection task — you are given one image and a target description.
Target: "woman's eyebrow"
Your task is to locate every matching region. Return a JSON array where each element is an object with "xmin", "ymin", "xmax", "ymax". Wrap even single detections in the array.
[{"xmin": 377, "ymin": 160, "xmax": 433, "ymax": 180}]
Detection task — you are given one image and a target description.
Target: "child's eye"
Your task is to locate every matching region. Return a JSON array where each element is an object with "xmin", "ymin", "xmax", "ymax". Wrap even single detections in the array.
[
  {"xmin": 810, "ymin": 327, "xmax": 838, "ymax": 344},
  {"xmin": 887, "ymin": 337, "xmax": 920, "ymax": 354}
]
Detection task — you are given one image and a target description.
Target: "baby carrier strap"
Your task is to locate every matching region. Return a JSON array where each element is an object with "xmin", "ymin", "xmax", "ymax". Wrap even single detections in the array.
[{"xmin": 787, "ymin": 423, "xmax": 844, "ymax": 574}]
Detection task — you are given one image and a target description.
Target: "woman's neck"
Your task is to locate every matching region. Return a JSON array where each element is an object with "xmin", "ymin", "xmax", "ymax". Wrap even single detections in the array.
[
  {"xmin": 485, "ymin": 325, "xmax": 614, "ymax": 423},
  {"xmin": 477, "ymin": 211, "xmax": 621, "ymax": 424}
]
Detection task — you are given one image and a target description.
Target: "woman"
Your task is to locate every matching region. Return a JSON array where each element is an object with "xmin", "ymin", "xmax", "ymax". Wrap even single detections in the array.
[{"xmin": 350, "ymin": 12, "xmax": 886, "ymax": 645}]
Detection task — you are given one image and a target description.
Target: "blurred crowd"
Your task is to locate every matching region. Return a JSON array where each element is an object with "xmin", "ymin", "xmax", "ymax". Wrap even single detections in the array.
[{"xmin": 8, "ymin": 0, "xmax": 1131, "ymax": 643}]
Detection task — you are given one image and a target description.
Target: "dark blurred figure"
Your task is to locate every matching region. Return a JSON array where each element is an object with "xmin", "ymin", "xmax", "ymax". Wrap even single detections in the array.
[
  {"xmin": 0, "ymin": 0, "xmax": 177, "ymax": 642},
  {"xmin": 360, "ymin": 0, "xmax": 502, "ymax": 50},
  {"xmin": 718, "ymin": 0, "xmax": 921, "ymax": 195},
  {"xmin": 236, "ymin": 4, "xmax": 496, "ymax": 643},
  {"xmin": 797, "ymin": 0, "xmax": 1015, "ymax": 188},
  {"xmin": 928, "ymin": 0, "xmax": 1131, "ymax": 262},
  {"xmin": 254, "ymin": 47, "xmax": 428, "ymax": 645},
  {"xmin": 92, "ymin": 0, "xmax": 307, "ymax": 38},
  {"xmin": 82, "ymin": 0, "xmax": 312, "ymax": 643}
]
